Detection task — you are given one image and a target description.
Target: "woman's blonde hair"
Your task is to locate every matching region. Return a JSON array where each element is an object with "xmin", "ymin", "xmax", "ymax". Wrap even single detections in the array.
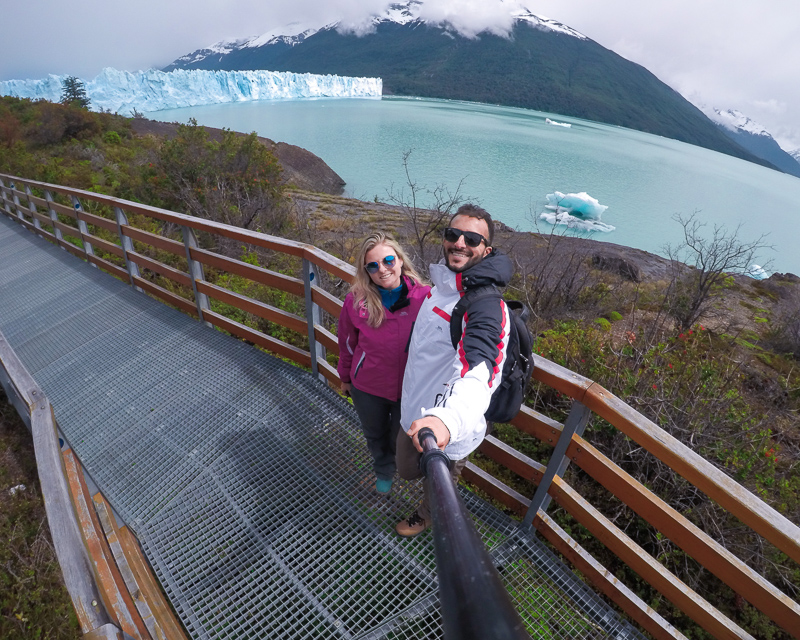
[{"xmin": 350, "ymin": 233, "xmax": 425, "ymax": 328}]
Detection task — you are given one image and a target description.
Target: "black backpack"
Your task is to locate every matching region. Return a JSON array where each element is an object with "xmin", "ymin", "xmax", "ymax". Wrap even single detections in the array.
[{"xmin": 449, "ymin": 286, "xmax": 535, "ymax": 423}]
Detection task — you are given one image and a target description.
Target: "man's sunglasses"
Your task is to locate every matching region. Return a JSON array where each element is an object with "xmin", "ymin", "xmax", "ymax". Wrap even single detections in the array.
[
  {"xmin": 365, "ymin": 255, "xmax": 397, "ymax": 274},
  {"xmin": 443, "ymin": 227, "xmax": 488, "ymax": 248}
]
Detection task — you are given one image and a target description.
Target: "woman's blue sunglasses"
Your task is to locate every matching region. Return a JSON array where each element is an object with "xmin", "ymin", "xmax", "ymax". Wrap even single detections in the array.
[{"xmin": 365, "ymin": 255, "xmax": 396, "ymax": 274}]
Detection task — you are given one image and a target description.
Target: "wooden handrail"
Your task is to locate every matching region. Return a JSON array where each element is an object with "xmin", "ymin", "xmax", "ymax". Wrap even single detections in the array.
[
  {"xmin": 0, "ymin": 332, "xmax": 121, "ymax": 637},
  {"xmin": 530, "ymin": 358, "xmax": 800, "ymax": 566},
  {"xmin": 567, "ymin": 435, "xmax": 800, "ymax": 631},
  {"xmin": 120, "ymin": 224, "xmax": 186, "ymax": 257},
  {"xmin": 583, "ymin": 384, "xmax": 800, "ymax": 565},
  {"xmin": 188, "ymin": 247, "xmax": 305, "ymax": 296},
  {"xmin": 0, "ymin": 173, "xmax": 355, "ymax": 281},
  {"xmin": 196, "ymin": 280, "xmax": 308, "ymax": 335}
]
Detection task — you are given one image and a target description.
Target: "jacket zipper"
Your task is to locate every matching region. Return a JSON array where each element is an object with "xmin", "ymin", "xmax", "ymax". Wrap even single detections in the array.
[{"xmin": 353, "ymin": 351, "xmax": 367, "ymax": 378}]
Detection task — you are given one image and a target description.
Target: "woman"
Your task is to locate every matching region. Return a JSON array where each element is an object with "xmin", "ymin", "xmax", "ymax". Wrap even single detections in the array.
[{"xmin": 337, "ymin": 233, "xmax": 430, "ymax": 494}]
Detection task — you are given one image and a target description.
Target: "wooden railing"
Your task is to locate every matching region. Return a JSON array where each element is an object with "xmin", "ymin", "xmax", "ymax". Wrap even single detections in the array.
[
  {"xmin": 2, "ymin": 172, "xmax": 799, "ymax": 640},
  {"xmin": 0, "ymin": 333, "xmax": 129, "ymax": 639}
]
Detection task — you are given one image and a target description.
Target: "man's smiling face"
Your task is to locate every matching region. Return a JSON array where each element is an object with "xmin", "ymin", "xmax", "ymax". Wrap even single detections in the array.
[{"xmin": 443, "ymin": 215, "xmax": 492, "ymax": 273}]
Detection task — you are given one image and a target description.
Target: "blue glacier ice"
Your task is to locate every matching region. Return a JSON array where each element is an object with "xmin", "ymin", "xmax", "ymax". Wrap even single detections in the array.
[
  {"xmin": 540, "ymin": 191, "xmax": 614, "ymax": 233},
  {"xmin": 0, "ymin": 67, "xmax": 383, "ymax": 114}
]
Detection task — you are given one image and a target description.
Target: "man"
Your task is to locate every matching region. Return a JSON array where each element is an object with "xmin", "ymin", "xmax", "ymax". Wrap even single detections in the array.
[{"xmin": 395, "ymin": 203, "xmax": 513, "ymax": 536}]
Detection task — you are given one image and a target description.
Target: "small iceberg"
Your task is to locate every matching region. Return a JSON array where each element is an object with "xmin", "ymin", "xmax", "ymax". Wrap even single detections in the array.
[
  {"xmin": 746, "ymin": 264, "xmax": 769, "ymax": 280},
  {"xmin": 540, "ymin": 191, "xmax": 614, "ymax": 233},
  {"xmin": 545, "ymin": 117, "xmax": 571, "ymax": 128}
]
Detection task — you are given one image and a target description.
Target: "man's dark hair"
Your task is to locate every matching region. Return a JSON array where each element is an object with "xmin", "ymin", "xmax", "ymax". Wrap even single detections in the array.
[{"xmin": 450, "ymin": 204, "xmax": 494, "ymax": 246}]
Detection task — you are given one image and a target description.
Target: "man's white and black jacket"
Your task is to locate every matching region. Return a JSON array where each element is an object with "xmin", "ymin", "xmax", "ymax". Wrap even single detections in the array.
[{"xmin": 401, "ymin": 250, "xmax": 513, "ymax": 460}]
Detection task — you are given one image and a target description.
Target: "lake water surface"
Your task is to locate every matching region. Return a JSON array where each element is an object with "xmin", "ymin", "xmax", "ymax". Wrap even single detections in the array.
[{"xmin": 149, "ymin": 97, "xmax": 800, "ymax": 276}]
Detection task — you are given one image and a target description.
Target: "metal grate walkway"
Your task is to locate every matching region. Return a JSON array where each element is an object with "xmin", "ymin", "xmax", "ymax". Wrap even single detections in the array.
[{"xmin": 0, "ymin": 215, "xmax": 645, "ymax": 640}]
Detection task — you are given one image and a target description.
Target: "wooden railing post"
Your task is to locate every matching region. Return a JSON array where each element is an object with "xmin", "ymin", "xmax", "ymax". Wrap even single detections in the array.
[
  {"xmin": 11, "ymin": 180, "xmax": 26, "ymax": 223},
  {"xmin": 181, "ymin": 225, "xmax": 211, "ymax": 326},
  {"xmin": 71, "ymin": 196, "xmax": 96, "ymax": 267},
  {"xmin": 520, "ymin": 400, "xmax": 591, "ymax": 530},
  {"xmin": 114, "ymin": 207, "xmax": 142, "ymax": 291},
  {"xmin": 24, "ymin": 185, "xmax": 45, "ymax": 236},
  {"xmin": 302, "ymin": 258, "xmax": 325, "ymax": 380},
  {"xmin": 44, "ymin": 190, "xmax": 66, "ymax": 249},
  {"xmin": 0, "ymin": 177, "xmax": 14, "ymax": 218}
]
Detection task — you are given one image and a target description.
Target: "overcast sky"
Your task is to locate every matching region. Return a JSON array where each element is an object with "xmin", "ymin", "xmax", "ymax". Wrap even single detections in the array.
[{"xmin": 2, "ymin": 0, "xmax": 799, "ymax": 150}]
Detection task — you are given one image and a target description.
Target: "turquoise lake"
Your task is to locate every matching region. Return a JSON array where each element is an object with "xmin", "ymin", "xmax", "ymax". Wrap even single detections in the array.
[{"xmin": 149, "ymin": 97, "xmax": 800, "ymax": 276}]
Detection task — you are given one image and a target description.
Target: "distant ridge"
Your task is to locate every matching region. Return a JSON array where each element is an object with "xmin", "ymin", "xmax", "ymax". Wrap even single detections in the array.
[
  {"xmin": 699, "ymin": 106, "xmax": 800, "ymax": 178},
  {"xmin": 164, "ymin": 1, "xmax": 775, "ymax": 171}
]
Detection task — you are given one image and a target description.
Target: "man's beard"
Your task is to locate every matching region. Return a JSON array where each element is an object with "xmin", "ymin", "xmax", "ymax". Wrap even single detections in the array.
[{"xmin": 444, "ymin": 247, "xmax": 482, "ymax": 273}]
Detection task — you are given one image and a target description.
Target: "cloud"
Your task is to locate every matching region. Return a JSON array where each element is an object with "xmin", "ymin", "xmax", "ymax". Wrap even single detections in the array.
[
  {"xmin": 417, "ymin": 0, "xmax": 520, "ymax": 38},
  {"xmin": 336, "ymin": 0, "xmax": 523, "ymax": 38},
  {"xmin": 752, "ymin": 99, "xmax": 787, "ymax": 116}
]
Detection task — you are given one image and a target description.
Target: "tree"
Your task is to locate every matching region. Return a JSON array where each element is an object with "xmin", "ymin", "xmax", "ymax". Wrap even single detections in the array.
[
  {"xmin": 60, "ymin": 76, "xmax": 91, "ymax": 109},
  {"xmin": 664, "ymin": 212, "xmax": 773, "ymax": 331},
  {"xmin": 144, "ymin": 120, "xmax": 287, "ymax": 236}
]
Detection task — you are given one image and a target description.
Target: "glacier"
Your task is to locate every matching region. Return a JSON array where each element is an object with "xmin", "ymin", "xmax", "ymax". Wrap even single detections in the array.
[
  {"xmin": 540, "ymin": 191, "xmax": 614, "ymax": 233},
  {"xmin": 0, "ymin": 67, "xmax": 383, "ymax": 114}
]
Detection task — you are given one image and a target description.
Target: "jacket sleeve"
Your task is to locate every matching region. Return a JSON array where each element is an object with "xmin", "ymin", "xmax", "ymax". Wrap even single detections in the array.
[
  {"xmin": 337, "ymin": 297, "xmax": 358, "ymax": 384},
  {"xmin": 424, "ymin": 295, "xmax": 509, "ymax": 449}
]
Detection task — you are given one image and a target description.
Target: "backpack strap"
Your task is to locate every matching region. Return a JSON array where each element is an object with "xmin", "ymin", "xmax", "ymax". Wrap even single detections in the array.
[{"xmin": 449, "ymin": 284, "xmax": 502, "ymax": 349}]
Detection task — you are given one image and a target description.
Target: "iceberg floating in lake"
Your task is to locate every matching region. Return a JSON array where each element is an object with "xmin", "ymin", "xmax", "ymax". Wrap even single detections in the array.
[
  {"xmin": 746, "ymin": 264, "xmax": 769, "ymax": 280},
  {"xmin": 0, "ymin": 67, "xmax": 383, "ymax": 114},
  {"xmin": 540, "ymin": 191, "xmax": 614, "ymax": 233},
  {"xmin": 545, "ymin": 117, "xmax": 571, "ymax": 128}
]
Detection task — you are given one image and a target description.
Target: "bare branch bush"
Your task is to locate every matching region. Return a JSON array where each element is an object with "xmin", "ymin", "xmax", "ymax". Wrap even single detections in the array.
[
  {"xmin": 384, "ymin": 149, "xmax": 468, "ymax": 272},
  {"xmin": 663, "ymin": 213, "xmax": 773, "ymax": 332},
  {"xmin": 509, "ymin": 207, "xmax": 614, "ymax": 334},
  {"xmin": 762, "ymin": 308, "xmax": 800, "ymax": 361}
]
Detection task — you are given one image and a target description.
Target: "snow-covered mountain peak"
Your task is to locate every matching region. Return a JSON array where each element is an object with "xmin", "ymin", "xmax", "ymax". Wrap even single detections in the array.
[
  {"xmin": 379, "ymin": 1, "xmax": 424, "ymax": 25},
  {"xmin": 171, "ymin": 38, "xmax": 250, "ymax": 66},
  {"xmin": 374, "ymin": 2, "xmax": 585, "ymax": 38},
  {"xmin": 693, "ymin": 103, "xmax": 800, "ymax": 176},
  {"xmin": 511, "ymin": 8, "xmax": 587, "ymax": 39},
  {"xmin": 244, "ymin": 21, "xmax": 332, "ymax": 49},
  {"xmin": 700, "ymin": 106, "xmax": 771, "ymax": 137},
  {"xmin": 206, "ymin": 38, "xmax": 250, "ymax": 55},
  {"xmin": 173, "ymin": 1, "xmax": 585, "ymax": 68}
]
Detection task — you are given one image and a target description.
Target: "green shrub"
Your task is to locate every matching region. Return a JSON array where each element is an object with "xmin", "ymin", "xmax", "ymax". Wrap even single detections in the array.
[
  {"xmin": 594, "ymin": 317, "xmax": 611, "ymax": 332},
  {"xmin": 103, "ymin": 130, "xmax": 122, "ymax": 145}
]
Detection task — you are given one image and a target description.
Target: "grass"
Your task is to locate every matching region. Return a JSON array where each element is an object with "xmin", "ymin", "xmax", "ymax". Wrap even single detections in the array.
[{"xmin": 0, "ymin": 391, "xmax": 80, "ymax": 639}]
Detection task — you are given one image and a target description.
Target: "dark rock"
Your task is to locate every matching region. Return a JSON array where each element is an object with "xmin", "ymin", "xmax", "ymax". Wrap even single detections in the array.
[
  {"xmin": 753, "ymin": 272, "xmax": 800, "ymax": 301},
  {"xmin": 591, "ymin": 252, "xmax": 643, "ymax": 282},
  {"xmin": 273, "ymin": 141, "xmax": 345, "ymax": 195}
]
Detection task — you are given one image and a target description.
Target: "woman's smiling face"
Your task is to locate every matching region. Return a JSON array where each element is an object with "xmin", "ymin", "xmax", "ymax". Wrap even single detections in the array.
[{"xmin": 364, "ymin": 243, "xmax": 403, "ymax": 290}]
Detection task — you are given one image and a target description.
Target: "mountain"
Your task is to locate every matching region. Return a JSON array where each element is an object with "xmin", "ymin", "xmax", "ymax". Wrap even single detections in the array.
[
  {"xmin": 164, "ymin": 2, "xmax": 774, "ymax": 171},
  {"xmin": 699, "ymin": 107, "xmax": 800, "ymax": 178}
]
